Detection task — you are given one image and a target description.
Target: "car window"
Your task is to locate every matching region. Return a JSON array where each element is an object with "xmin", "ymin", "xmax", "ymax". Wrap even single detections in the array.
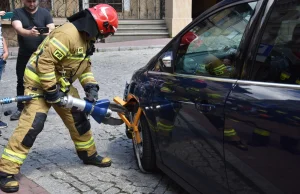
[
  {"xmin": 175, "ymin": 2, "xmax": 257, "ymax": 78},
  {"xmin": 250, "ymin": 0, "xmax": 300, "ymax": 85}
]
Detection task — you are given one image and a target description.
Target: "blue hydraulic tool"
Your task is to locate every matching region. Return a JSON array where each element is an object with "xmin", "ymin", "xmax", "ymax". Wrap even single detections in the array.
[{"xmin": 0, "ymin": 95, "xmax": 126, "ymax": 125}]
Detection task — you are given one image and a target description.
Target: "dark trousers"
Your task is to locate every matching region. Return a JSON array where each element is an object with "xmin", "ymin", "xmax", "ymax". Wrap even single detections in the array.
[{"xmin": 16, "ymin": 54, "xmax": 31, "ymax": 111}]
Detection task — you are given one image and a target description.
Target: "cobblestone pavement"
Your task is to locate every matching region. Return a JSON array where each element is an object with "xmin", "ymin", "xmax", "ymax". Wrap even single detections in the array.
[{"xmin": 0, "ymin": 48, "xmax": 188, "ymax": 194}]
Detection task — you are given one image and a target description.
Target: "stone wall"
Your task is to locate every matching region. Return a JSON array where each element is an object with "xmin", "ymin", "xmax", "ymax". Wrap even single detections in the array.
[{"xmin": 1, "ymin": 20, "xmax": 18, "ymax": 47}]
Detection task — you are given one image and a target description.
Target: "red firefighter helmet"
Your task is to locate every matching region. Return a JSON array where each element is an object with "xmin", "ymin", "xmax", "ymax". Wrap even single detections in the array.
[
  {"xmin": 181, "ymin": 31, "xmax": 198, "ymax": 45},
  {"xmin": 88, "ymin": 4, "xmax": 118, "ymax": 35}
]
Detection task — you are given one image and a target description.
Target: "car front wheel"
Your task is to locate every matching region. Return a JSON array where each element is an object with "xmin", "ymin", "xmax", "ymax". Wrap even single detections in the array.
[{"xmin": 132, "ymin": 112, "xmax": 156, "ymax": 172}]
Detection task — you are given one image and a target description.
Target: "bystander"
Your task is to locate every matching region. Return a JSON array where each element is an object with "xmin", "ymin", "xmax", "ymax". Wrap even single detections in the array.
[
  {"xmin": 0, "ymin": 10, "xmax": 9, "ymax": 129},
  {"xmin": 10, "ymin": 0, "xmax": 54, "ymax": 120}
]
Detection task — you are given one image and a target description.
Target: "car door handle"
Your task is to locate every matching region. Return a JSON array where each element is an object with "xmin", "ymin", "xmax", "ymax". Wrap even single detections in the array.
[{"xmin": 196, "ymin": 103, "xmax": 216, "ymax": 113}]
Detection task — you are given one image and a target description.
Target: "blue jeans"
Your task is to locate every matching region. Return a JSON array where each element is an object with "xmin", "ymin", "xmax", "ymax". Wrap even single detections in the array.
[{"xmin": 0, "ymin": 59, "xmax": 6, "ymax": 80}]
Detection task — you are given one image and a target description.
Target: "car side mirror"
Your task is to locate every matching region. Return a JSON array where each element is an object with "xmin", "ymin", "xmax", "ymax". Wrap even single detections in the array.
[{"xmin": 159, "ymin": 51, "xmax": 173, "ymax": 73}]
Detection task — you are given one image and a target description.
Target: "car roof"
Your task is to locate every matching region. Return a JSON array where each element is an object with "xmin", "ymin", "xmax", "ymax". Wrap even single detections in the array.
[{"xmin": 196, "ymin": 0, "xmax": 259, "ymax": 20}]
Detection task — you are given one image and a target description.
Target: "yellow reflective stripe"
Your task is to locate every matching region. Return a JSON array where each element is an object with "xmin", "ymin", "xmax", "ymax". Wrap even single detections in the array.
[
  {"xmin": 74, "ymin": 137, "xmax": 95, "ymax": 149},
  {"xmin": 39, "ymin": 36, "xmax": 50, "ymax": 49},
  {"xmin": 213, "ymin": 66, "xmax": 226, "ymax": 73},
  {"xmin": 25, "ymin": 68, "xmax": 41, "ymax": 83},
  {"xmin": 26, "ymin": 64, "xmax": 36, "ymax": 73},
  {"xmin": 280, "ymin": 72, "xmax": 290, "ymax": 80},
  {"xmin": 67, "ymin": 56, "xmax": 85, "ymax": 60},
  {"xmin": 38, "ymin": 72, "xmax": 56, "ymax": 81},
  {"xmin": 276, "ymin": 110, "xmax": 287, "ymax": 114},
  {"xmin": 213, "ymin": 64, "xmax": 226, "ymax": 72},
  {"xmin": 29, "ymin": 57, "xmax": 37, "ymax": 65},
  {"xmin": 293, "ymin": 116, "xmax": 300, "ymax": 120},
  {"xmin": 50, "ymin": 37, "xmax": 69, "ymax": 55},
  {"xmin": 187, "ymin": 87, "xmax": 200, "ymax": 92},
  {"xmin": 80, "ymin": 73, "xmax": 94, "ymax": 83},
  {"xmin": 224, "ymin": 129, "xmax": 237, "ymax": 137},
  {"xmin": 160, "ymin": 87, "xmax": 172, "ymax": 93},
  {"xmin": 254, "ymin": 129, "xmax": 270, "ymax": 136},
  {"xmin": 67, "ymin": 57, "xmax": 90, "ymax": 61},
  {"xmin": 29, "ymin": 55, "xmax": 37, "ymax": 64},
  {"xmin": 157, "ymin": 122, "xmax": 173, "ymax": 130},
  {"xmin": 2, "ymin": 148, "xmax": 26, "ymax": 165},
  {"xmin": 67, "ymin": 54, "xmax": 87, "ymax": 60}
]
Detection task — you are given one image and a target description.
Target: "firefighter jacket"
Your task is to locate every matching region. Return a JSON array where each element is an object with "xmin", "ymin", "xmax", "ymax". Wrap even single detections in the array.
[{"xmin": 24, "ymin": 22, "xmax": 97, "ymax": 94}]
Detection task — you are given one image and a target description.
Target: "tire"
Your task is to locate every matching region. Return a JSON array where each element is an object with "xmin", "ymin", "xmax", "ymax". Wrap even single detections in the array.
[
  {"xmin": 133, "ymin": 113, "xmax": 157, "ymax": 172},
  {"xmin": 125, "ymin": 125, "xmax": 133, "ymax": 139}
]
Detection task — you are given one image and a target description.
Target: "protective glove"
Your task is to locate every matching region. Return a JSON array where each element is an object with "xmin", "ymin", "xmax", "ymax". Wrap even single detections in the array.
[
  {"xmin": 44, "ymin": 85, "xmax": 66, "ymax": 106},
  {"xmin": 84, "ymin": 84, "xmax": 99, "ymax": 102}
]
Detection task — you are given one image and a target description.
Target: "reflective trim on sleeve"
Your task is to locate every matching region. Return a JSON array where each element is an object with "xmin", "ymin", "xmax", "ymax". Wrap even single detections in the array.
[
  {"xmin": 79, "ymin": 73, "xmax": 94, "ymax": 83},
  {"xmin": 213, "ymin": 64, "xmax": 226, "ymax": 72},
  {"xmin": 157, "ymin": 122, "xmax": 173, "ymax": 131},
  {"xmin": 29, "ymin": 55, "xmax": 37, "ymax": 65},
  {"xmin": 1, "ymin": 148, "xmax": 26, "ymax": 165},
  {"xmin": 25, "ymin": 68, "xmax": 41, "ymax": 83},
  {"xmin": 253, "ymin": 128, "xmax": 270, "ymax": 136},
  {"xmin": 74, "ymin": 137, "xmax": 95, "ymax": 149},
  {"xmin": 38, "ymin": 36, "xmax": 50, "ymax": 50},
  {"xmin": 224, "ymin": 129, "xmax": 237, "ymax": 137},
  {"xmin": 50, "ymin": 37, "xmax": 69, "ymax": 55},
  {"xmin": 38, "ymin": 72, "xmax": 56, "ymax": 81},
  {"xmin": 213, "ymin": 64, "xmax": 226, "ymax": 75},
  {"xmin": 67, "ymin": 54, "xmax": 89, "ymax": 61}
]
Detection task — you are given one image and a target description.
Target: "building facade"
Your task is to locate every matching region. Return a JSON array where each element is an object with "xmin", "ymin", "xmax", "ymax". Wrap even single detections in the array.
[{"xmin": 0, "ymin": 0, "xmax": 218, "ymax": 46}]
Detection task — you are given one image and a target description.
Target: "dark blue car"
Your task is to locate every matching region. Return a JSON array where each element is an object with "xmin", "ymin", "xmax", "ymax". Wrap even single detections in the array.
[{"xmin": 123, "ymin": 0, "xmax": 300, "ymax": 193}]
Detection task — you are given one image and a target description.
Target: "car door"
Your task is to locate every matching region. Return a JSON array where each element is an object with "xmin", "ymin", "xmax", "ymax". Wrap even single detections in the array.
[
  {"xmin": 147, "ymin": 1, "xmax": 260, "ymax": 193},
  {"xmin": 224, "ymin": 0, "xmax": 300, "ymax": 193}
]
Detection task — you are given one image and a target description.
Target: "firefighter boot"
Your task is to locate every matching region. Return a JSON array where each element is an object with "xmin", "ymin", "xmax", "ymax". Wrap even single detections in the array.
[
  {"xmin": 0, "ymin": 172, "xmax": 19, "ymax": 193},
  {"xmin": 83, "ymin": 154, "xmax": 112, "ymax": 167}
]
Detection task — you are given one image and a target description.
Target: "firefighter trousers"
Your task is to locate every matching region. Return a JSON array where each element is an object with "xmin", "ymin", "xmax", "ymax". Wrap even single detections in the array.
[{"xmin": 0, "ymin": 87, "xmax": 97, "ymax": 174}]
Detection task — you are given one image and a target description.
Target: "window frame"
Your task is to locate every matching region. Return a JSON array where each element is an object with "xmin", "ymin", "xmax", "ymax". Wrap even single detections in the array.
[
  {"xmin": 246, "ymin": 0, "xmax": 300, "ymax": 87},
  {"xmin": 148, "ymin": 0, "xmax": 261, "ymax": 79}
]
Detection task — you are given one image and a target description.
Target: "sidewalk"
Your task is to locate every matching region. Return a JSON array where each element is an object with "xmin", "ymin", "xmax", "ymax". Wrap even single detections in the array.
[
  {"xmin": 1, "ymin": 38, "xmax": 171, "ymax": 194},
  {"xmin": 7, "ymin": 38, "xmax": 172, "ymax": 59}
]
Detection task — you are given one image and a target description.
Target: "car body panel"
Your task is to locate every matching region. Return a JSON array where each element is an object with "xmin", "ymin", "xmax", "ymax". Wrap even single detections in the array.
[
  {"xmin": 148, "ymin": 71, "xmax": 236, "ymax": 193},
  {"xmin": 224, "ymin": 82, "xmax": 300, "ymax": 194},
  {"xmin": 123, "ymin": 0, "xmax": 300, "ymax": 193}
]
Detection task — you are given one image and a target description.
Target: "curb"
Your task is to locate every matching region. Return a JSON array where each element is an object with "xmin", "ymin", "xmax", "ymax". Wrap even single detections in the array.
[{"xmin": 7, "ymin": 45, "xmax": 165, "ymax": 60}]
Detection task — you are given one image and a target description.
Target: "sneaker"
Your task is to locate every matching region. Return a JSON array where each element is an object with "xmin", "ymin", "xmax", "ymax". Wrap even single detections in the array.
[
  {"xmin": 83, "ymin": 154, "xmax": 112, "ymax": 167},
  {"xmin": 0, "ymin": 174, "xmax": 19, "ymax": 193},
  {"xmin": 0, "ymin": 121, "xmax": 7, "ymax": 129},
  {"xmin": 10, "ymin": 110, "xmax": 22, "ymax": 121}
]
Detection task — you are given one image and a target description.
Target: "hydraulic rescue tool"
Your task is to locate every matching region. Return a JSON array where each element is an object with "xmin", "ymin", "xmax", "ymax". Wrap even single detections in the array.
[{"xmin": 0, "ymin": 94, "xmax": 126, "ymax": 125}]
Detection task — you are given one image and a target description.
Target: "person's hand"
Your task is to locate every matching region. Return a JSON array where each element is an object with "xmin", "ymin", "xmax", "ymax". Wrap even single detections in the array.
[
  {"xmin": 30, "ymin": 26, "xmax": 40, "ymax": 37},
  {"xmin": 84, "ymin": 84, "xmax": 99, "ymax": 102},
  {"xmin": 1, "ymin": 52, "xmax": 8, "ymax": 61},
  {"xmin": 44, "ymin": 85, "xmax": 66, "ymax": 107},
  {"xmin": 0, "ymin": 11, "xmax": 6, "ymax": 16},
  {"xmin": 41, "ymin": 32, "xmax": 50, "ymax": 36}
]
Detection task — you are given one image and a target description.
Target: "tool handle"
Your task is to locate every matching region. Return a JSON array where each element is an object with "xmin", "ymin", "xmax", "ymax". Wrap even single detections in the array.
[{"xmin": 0, "ymin": 95, "xmax": 43, "ymax": 105}]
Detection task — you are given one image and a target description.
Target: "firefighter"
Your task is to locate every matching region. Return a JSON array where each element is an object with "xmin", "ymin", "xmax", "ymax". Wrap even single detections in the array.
[
  {"xmin": 204, "ymin": 54, "xmax": 248, "ymax": 150},
  {"xmin": 0, "ymin": 4, "xmax": 118, "ymax": 193}
]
